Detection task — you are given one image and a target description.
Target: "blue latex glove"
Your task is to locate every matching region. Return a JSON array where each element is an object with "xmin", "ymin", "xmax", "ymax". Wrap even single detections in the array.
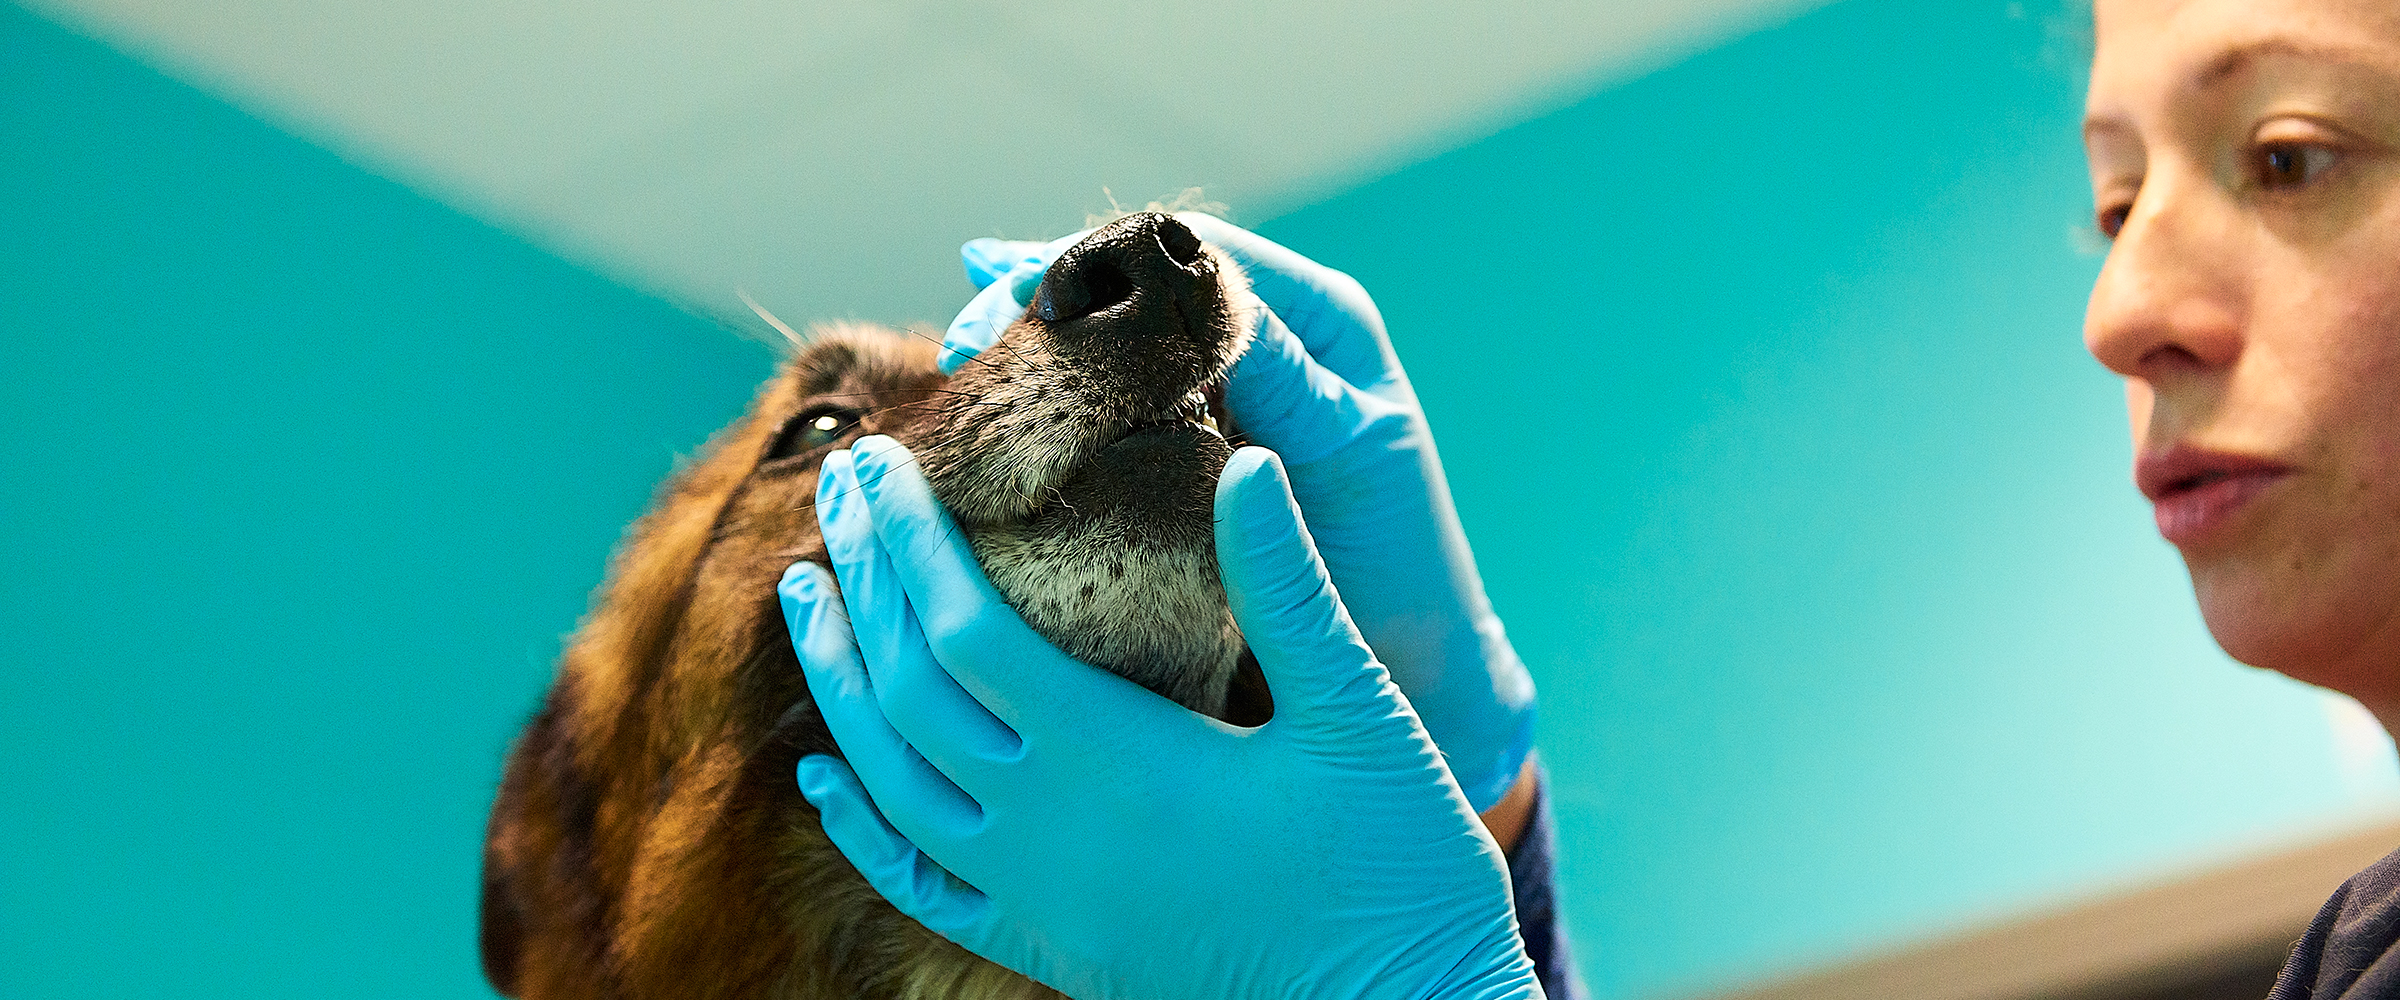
[
  {"xmin": 943, "ymin": 217, "xmax": 1536, "ymax": 810},
  {"xmin": 782, "ymin": 438, "xmax": 1542, "ymax": 1000}
]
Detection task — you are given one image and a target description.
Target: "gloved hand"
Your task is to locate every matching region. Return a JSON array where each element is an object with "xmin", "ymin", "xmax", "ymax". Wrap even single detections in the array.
[
  {"xmin": 782, "ymin": 438, "xmax": 1542, "ymax": 1000},
  {"xmin": 943, "ymin": 216, "xmax": 1536, "ymax": 809}
]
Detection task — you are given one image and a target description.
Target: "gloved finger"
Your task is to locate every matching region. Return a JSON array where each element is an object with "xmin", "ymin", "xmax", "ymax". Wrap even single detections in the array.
[
  {"xmin": 942, "ymin": 231, "xmax": 1089, "ymax": 375},
  {"xmin": 817, "ymin": 453, "xmax": 1028, "ymax": 788},
  {"xmin": 1211, "ymin": 448, "xmax": 1403, "ymax": 737},
  {"xmin": 1174, "ymin": 212, "xmax": 1406, "ymax": 397},
  {"xmin": 941, "ymin": 276, "xmax": 1031, "ymax": 375},
  {"xmin": 795, "ymin": 754, "xmax": 1000, "ymax": 941},
  {"xmin": 1222, "ymin": 302, "xmax": 1411, "ymax": 466},
  {"xmin": 846, "ymin": 436, "xmax": 1202, "ymax": 740},
  {"xmin": 778, "ymin": 561, "xmax": 984, "ymax": 847},
  {"xmin": 960, "ymin": 238, "xmax": 1051, "ymax": 290}
]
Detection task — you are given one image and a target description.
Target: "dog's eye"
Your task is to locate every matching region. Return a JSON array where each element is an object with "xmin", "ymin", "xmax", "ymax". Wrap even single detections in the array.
[{"xmin": 765, "ymin": 406, "xmax": 866, "ymax": 461}]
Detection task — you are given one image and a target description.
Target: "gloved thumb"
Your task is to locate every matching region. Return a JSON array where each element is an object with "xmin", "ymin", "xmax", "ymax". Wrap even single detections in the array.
[{"xmin": 1214, "ymin": 447, "xmax": 1404, "ymax": 736}]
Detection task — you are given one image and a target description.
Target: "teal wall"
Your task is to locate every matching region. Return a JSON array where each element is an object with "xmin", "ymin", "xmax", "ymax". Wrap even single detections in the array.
[
  {"xmin": 5, "ymin": 1, "xmax": 2392, "ymax": 999},
  {"xmin": 1, "ymin": 5, "xmax": 766, "ymax": 995}
]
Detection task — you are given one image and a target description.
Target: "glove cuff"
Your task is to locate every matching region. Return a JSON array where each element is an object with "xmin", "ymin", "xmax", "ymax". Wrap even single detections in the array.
[{"xmin": 1454, "ymin": 696, "xmax": 1538, "ymax": 814}]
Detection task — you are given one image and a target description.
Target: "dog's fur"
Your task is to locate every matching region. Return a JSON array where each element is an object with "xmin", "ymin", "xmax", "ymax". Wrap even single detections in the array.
[{"xmin": 481, "ymin": 213, "xmax": 1263, "ymax": 999}]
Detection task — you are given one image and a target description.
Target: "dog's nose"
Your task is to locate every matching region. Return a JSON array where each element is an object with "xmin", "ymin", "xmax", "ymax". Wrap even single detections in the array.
[{"xmin": 1033, "ymin": 212, "xmax": 1215, "ymax": 331}]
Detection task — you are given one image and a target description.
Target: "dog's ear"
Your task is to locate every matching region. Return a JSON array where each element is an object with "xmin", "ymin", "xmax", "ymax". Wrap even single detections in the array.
[
  {"xmin": 480, "ymin": 704, "xmax": 587, "ymax": 999},
  {"xmin": 472, "ymin": 324, "xmax": 940, "ymax": 998},
  {"xmin": 480, "ymin": 829, "xmax": 526, "ymax": 996},
  {"xmin": 473, "ymin": 359, "xmax": 812, "ymax": 999},
  {"xmin": 480, "ymin": 724, "xmax": 545, "ymax": 998}
]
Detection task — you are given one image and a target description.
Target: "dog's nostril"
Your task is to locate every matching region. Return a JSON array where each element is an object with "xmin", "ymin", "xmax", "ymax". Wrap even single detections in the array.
[
  {"xmin": 1034, "ymin": 211, "xmax": 1216, "ymax": 329},
  {"xmin": 1155, "ymin": 218, "xmax": 1203, "ymax": 269},
  {"xmin": 1035, "ymin": 259, "xmax": 1133, "ymax": 324}
]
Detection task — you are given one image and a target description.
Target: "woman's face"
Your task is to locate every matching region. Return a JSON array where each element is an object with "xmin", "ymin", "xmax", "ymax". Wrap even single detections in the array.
[{"xmin": 2085, "ymin": 0, "xmax": 2400, "ymax": 711}]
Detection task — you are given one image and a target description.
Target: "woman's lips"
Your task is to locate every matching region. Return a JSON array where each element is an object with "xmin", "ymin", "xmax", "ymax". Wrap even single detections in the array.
[{"xmin": 2136, "ymin": 446, "xmax": 2294, "ymax": 547}]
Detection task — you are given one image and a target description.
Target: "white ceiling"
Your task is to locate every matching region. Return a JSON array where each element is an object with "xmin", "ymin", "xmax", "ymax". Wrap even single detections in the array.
[{"xmin": 25, "ymin": 0, "xmax": 1817, "ymax": 327}]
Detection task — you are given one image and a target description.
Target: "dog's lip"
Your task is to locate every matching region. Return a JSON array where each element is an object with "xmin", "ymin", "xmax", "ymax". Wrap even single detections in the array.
[
  {"xmin": 1202, "ymin": 376, "xmax": 1233, "ymax": 441},
  {"xmin": 1096, "ymin": 418, "xmax": 1220, "ymax": 460},
  {"xmin": 1101, "ymin": 388, "xmax": 1223, "ymax": 449}
]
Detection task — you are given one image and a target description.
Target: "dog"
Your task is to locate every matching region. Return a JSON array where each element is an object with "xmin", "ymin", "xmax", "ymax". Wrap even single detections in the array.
[{"xmin": 480, "ymin": 212, "xmax": 1272, "ymax": 999}]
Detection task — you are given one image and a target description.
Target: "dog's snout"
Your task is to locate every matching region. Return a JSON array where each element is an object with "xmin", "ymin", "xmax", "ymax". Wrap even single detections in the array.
[
  {"xmin": 1006, "ymin": 210, "xmax": 1242, "ymax": 420},
  {"xmin": 1033, "ymin": 212, "xmax": 1216, "ymax": 328}
]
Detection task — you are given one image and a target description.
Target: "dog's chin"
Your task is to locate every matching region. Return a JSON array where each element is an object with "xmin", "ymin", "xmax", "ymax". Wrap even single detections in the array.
[
  {"xmin": 962, "ymin": 428, "xmax": 1241, "ymax": 716},
  {"xmin": 1074, "ymin": 423, "xmax": 1231, "ymax": 534}
]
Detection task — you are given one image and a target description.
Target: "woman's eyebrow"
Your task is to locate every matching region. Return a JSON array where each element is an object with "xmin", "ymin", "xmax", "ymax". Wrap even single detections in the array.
[
  {"xmin": 2195, "ymin": 38, "xmax": 2390, "ymax": 90},
  {"xmin": 2080, "ymin": 114, "xmax": 2147, "ymax": 171},
  {"xmin": 2082, "ymin": 115, "xmax": 2133, "ymax": 145}
]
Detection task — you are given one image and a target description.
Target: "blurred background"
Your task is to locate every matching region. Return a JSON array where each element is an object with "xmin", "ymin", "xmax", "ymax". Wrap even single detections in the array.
[{"xmin": 7, "ymin": 1, "xmax": 2398, "ymax": 997}]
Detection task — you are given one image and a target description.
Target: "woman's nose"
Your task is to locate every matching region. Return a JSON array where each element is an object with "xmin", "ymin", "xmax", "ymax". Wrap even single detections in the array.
[{"xmin": 2082, "ymin": 172, "xmax": 2249, "ymax": 381}]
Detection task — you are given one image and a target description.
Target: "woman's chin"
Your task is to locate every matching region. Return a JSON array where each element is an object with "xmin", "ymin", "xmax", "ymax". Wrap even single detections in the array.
[{"xmin": 2189, "ymin": 545, "xmax": 2400, "ymax": 708}]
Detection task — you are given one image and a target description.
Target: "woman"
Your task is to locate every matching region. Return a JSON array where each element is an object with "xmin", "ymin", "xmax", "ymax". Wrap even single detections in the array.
[{"xmin": 779, "ymin": 0, "xmax": 2400, "ymax": 997}]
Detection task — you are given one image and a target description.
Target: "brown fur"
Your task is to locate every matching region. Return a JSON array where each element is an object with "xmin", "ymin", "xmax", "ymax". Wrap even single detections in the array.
[
  {"xmin": 484, "ymin": 328, "xmax": 1043, "ymax": 1000},
  {"xmin": 484, "ymin": 213, "xmax": 1262, "ymax": 999}
]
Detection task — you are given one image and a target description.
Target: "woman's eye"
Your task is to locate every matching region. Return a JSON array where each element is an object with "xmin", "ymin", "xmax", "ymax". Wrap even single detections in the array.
[
  {"xmin": 2253, "ymin": 142, "xmax": 2338, "ymax": 191},
  {"xmin": 2095, "ymin": 202, "xmax": 2131, "ymax": 239},
  {"xmin": 765, "ymin": 407, "xmax": 865, "ymax": 461}
]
